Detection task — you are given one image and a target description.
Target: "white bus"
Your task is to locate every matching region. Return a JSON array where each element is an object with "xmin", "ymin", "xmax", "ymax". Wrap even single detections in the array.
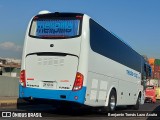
[{"xmin": 19, "ymin": 11, "xmax": 151, "ymax": 111}]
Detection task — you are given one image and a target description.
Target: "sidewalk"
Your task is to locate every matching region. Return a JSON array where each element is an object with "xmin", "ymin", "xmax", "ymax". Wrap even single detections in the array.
[{"xmin": 0, "ymin": 97, "xmax": 18, "ymax": 107}]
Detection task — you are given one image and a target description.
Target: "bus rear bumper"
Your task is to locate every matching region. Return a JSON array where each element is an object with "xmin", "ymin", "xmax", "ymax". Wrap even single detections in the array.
[{"xmin": 19, "ymin": 85, "xmax": 86, "ymax": 105}]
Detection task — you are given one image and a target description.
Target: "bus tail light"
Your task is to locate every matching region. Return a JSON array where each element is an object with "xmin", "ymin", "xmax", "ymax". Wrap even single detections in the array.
[
  {"xmin": 73, "ymin": 72, "xmax": 84, "ymax": 91},
  {"xmin": 20, "ymin": 70, "xmax": 26, "ymax": 87},
  {"xmin": 76, "ymin": 15, "xmax": 83, "ymax": 19}
]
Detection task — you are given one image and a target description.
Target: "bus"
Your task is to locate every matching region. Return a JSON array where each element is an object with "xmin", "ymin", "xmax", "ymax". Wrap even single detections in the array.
[{"xmin": 19, "ymin": 11, "xmax": 151, "ymax": 112}]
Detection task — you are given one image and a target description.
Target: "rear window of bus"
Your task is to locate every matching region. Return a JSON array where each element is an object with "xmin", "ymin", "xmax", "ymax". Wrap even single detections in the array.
[{"xmin": 29, "ymin": 14, "xmax": 83, "ymax": 39}]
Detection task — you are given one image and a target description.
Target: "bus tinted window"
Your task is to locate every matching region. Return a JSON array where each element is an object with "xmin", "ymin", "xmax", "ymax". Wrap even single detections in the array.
[
  {"xmin": 90, "ymin": 19, "xmax": 141, "ymax": 72},
  {"xmin": 30, "ymin": 18, "xmax": 81, "ymax": 39}
]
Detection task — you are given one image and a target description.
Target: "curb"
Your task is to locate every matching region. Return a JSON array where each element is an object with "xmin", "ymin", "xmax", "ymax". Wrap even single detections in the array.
[
  {"xmin": 0, "ymin": 98, "xmax": 31, "ymax": 107},
  {"xmin": 0, "ymin": 99, "xmax": 17, "ymax": 107},
  {"xmin": 0, "ymin": 97, "xmax": 70, "ymax": 107}
]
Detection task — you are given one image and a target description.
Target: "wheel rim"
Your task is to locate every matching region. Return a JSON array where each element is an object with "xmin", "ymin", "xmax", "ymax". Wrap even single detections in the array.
[{"xmin": 110, "ymin": 95, "xmax": 116, "ymax": 110}]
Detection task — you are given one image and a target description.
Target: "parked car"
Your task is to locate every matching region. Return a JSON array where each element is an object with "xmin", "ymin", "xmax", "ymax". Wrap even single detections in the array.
[{"xmin": 145, "ymin": 85, "xmax": 156, "ymax": 103}]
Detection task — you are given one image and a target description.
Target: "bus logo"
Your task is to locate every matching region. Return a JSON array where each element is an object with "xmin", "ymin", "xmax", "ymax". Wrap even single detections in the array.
[{"xmin": 126, "ymin": 70, "xmax": 139, "ymax": 78}]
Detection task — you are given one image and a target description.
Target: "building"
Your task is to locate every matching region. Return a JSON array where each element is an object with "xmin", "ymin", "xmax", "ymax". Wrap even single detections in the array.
[
  {"xmin": 0, "ymin": 57, "xmax": 21, "ymax": 77},
  {"xmin": 0, "ymin": 58, "xmax": 7, "ymax": 65},
  {"xmin": 148, "ymin": 58, "xmax": 160, "ymax": 87}
]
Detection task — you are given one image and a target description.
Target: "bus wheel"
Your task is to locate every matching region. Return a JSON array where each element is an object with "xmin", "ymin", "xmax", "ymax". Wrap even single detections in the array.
[
  {"xmin": 133, "ymin": 95, "xmax": 141, "ymax": 110},
  {"xmin": 107, "ymin": 89, "xmax": 117, "ymax": 112}
]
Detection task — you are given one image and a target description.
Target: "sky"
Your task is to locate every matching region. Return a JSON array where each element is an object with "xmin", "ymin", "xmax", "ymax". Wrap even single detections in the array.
[{"xmin": 0, "ymin": 0, "xmax": 160, "ymax": 59}]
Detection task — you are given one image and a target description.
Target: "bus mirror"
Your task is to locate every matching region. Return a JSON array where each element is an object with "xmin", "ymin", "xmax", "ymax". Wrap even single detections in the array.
[
  {"xmin": 144, "ymin": 63, "xmax": 152, "ymax": 78},
  {"xmin": 149, "ymin": 67, "xmax": 152, "ymax": 77},
  {"xmin": 144, "ymin": 64, "xmax": 147, "ymax": 72}
]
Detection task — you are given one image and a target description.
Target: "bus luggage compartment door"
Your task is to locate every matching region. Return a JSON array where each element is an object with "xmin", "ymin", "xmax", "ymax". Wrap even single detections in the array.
[{"xmin": 25, "ymin": 54, "xmax": 78, "ymax": 90}]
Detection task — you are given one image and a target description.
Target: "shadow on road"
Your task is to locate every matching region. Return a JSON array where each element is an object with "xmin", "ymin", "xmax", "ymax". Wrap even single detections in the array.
[
  {"xmin": 147, "ymin": 104, "xmax": 160, "ymax": 120},
  {"xmin": 17, "ymin": 102, "xmax": 135, "ymax": 117},
  {"xmin": 17, "ymin": 99, "xmax": 160, "ymax": 118}
]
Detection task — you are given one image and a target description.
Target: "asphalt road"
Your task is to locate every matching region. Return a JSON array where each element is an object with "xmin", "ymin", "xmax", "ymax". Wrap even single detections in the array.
[{"xmin": 0, "ymin": 100, "xmax": 160, "ymax": 120}]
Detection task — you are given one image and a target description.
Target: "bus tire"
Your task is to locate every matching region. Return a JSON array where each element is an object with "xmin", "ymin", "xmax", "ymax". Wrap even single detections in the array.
[
  {"xmin": 133, "ymin": 95, "xmax": 141, "ymax": 110},
  {"xmin": 106, "ymin": 89, "xmax": 117, "ymax": 112}
]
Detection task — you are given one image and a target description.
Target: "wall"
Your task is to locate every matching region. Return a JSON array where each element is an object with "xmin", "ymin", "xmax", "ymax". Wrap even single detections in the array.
[{"xmin": 0, "ymin": 76, "xmax": 19, "ymax": 97}]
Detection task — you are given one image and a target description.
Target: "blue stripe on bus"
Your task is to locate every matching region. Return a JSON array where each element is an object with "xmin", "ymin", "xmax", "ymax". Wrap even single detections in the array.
[{"xmin": 19, "ymin": 85, "xmax": 86, "ymax": 104}]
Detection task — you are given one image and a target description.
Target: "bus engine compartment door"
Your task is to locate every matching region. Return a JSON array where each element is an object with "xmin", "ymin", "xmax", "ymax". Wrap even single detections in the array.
[{"xmin": 25, "ymin": 54, "xmax": 78, "ymax": 90}]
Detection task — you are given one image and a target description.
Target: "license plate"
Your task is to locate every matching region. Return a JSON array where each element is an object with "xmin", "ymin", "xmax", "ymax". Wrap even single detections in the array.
[{"xmin": 42, "ymin": 82, "xmax": 54, "ymax": 88}]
